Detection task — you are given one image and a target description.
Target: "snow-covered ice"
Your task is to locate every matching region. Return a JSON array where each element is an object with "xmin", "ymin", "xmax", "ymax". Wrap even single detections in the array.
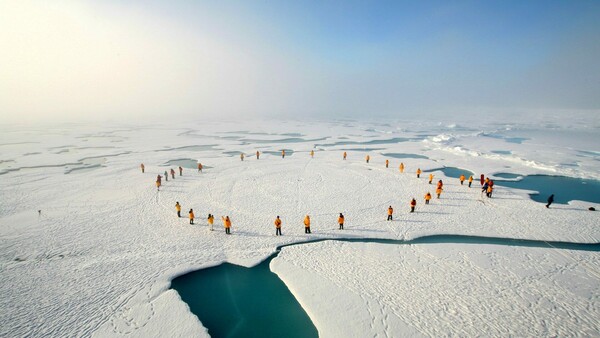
[{"xmin": 1, "ymin": 117, "xmax": 599, "ymax": 337}]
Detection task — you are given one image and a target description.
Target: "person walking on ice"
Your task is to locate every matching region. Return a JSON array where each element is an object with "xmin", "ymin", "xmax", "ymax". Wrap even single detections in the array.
[
  {"xmin": 399, "ymin": 163, "xmax": 404, "ymax": 173},
  {"xmin": 338, "ymin": 213, "xmax": 344, "ymax": 230},
  {"xmin": 164, "ymin": 170, "xmax": 168, "ymax": 181},
  {"xmin": 208, "ymin": 214, "xmax": 214, "ymax": 230},
  {"xmin": 460, "ymin": 174, "xmax": 466, "ymax": 185},
  {"xmin": 468, "ymin": 175, "xmax": 473, "ymax": 188},
  {"xmin": 222, "ymin": 216, "xmax": 231, "ymax": 234},
  {"xmin": 429, "ymin": 173, "xmax": 434, "ymax": 184},
  {"xmin": 256, "ymin": 151, "xmax": 260, "ymax": 159},
  {"xmin": 240, "ymin": 153, "xmax": 244, "ymax": 161},
  {"xmin": 386, "ymin": 159, "xmax": 389, "ymax": 168},
  {"xmin": 140, "ymin": 163, "xmax": 145, "ymax": 173},
  {"xmin": 410, "ymin": 198, "xmax": 417, "ymax": 212},
  {"xmin": 281, "ymin": 150, "xmax": 285, "ymax": 159},
  {"xmin": 436, "ymin": 186, "xmax": 443, "ymax": 199},
  {"xmin": 425, "ymin": 192, "xmax": 431, "ymax": 204},
  {"xmin": 366, "ymin": 155, "xmax": 370, "ymax": 163},
  {"xmin": 179, "ymin": 166, "xmax": 183, "ymax": 176},
  {"xmin": 198, "ymin": 162, "xmax": 203, "ymax": 172},
  {"xmin": 416, "ymin": 168, "xmax": 422, "ymax": 178},
  {"xmin": 274, "ymin": 216, "xmax": 282, "ymax": 236},
  {"xmin": 310, "ymin": 150, "xmax": 314, "ymax": 158},
  {"xmin": 175, "ymin": 202, "xmax": 181, "ymax": 217},
  {"xmin": 546, "ymin": 194, "xmax": 554, "ymax": 208},
  {"xmin": 343, "ymin": 151, "xmax": 347, "ymax": 160},
  {"xmin": 170, "ymin": 168, "xmax": 175, "ymax": 179},
  {"xmin": 189, "ymin": 209, "xmax": 195, "ymax": 225},
  {"xmin": 156, "ymin": 179, "xmax": 161, "ymax": 191},
  {"xmin": 387, "ymin": 206, "xmax": 393, "ymax": 221},
  {"xmin": 304, "ymin": 215, "xmax": 311, "ymax": 233}
]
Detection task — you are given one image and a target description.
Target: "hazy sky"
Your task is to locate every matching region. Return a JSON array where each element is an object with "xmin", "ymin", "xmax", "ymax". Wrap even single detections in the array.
[{"xmin": 1, "ymin": 0, "xmax": 599, "ymax": 123}]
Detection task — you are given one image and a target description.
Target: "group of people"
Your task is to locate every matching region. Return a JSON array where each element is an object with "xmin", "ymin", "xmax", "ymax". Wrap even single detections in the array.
[{"xmin": 142, "ymin": 150, "xmax": 556, "ymax": 235}]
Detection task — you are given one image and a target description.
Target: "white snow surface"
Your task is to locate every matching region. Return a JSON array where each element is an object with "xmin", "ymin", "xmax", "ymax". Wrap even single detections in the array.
[{"xmin": 1, "ymin": 118, "xmax": 599, "ymax": 337}]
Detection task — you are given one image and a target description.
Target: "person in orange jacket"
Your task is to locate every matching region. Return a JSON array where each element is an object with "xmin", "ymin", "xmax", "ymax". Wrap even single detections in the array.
[
  {"xmin": 410, "ymin": 198, "xmax": 416, "ymax": 212},
  {"xmin": 256, "ymin": 151, "xmax": 260, "ymax": 160},
  {"xmin": 189, "ymin": 209, "xmax": 195, "ymax": 225},
  {"xmin": 274, "ymin": 216, "xmax": 282, "ymax": 236},
  {"xmin": 157, "ymin": 174, "xmax": 162, "ymax": 184},
  {"xmin": 416, "ymin": 168, "xmax": 422, "ymax": 178},
  {"xmin": 175, "ymin": 202, "xmax": 181, "ymax": 217},
  {"xmin": 424, "ymin": 192, "xmax": 431, "ymax": 204},
  {"xmin": 198, "ymin": 162, "xmax": 203, "ymax": 173},
  {"xmin": 468, "ymin": 175, "xmax": 473, "ymax": 188},
  {"xmin": 179, "ymin": 166, "xmax": 183, "ymax": 176},
  {"xmin": 343, "ymin": 151, "xmax": 347, "ymax": 160},
  {"xmin": 140, "ymin": 163, "xmax": 145, "ymax": 173},
  {"xmin": 428, "ymin": 173, "xmax": 434, "ymax": 184},
  {"xmin": 282, "ymin": 150, "xmax": 285, "ymax": 159},
  {"xmin": 436, "ymin": 186, "xmax": 443, "ymax": 199},
  {"xmin": 304, "ymin": 215, "xmax": 311, "ymax": 234},
  {"xmin": 208, "ymin": 214, "xmax": 214, "ymax": 231},
  {"xmin": 366, "ymin": 155, "xmax": 370, "ymax": 163},
  {"xmin": 399, "ymin": 163, "xmax": 404, "ymax": 173},
  {"xmin": 437, "ymin": 180, "xmax": 443, "ymax": 189},
  {"xmin": 459, "ymin": 174, "xmax": 465, "ymax": 185},
  {"xmin": 385, "ymin": 159, "xmax": 389, "ymax": 168},
  {"xmin": 387, "ymin": 206, "xmax": 393, "ymax": 221},
  {"xmin": 170, "ymin": 168, "xmax": 175, "ymax": 179},
  {"xmin": 338, "ymin": 213, "xmax": 344, "ymax": 230},
  {"xmin": 156, "ymin": 179, "xmax": 161, "ymax": 191},
  {"xmin": 486, "ymin": 185, "xmax": 493, "ymax": 198},
  {"xmin": 310, "ymin": 150, "xmax": 314, "ymax": 158},
  {"xmin": 240, "ymin": 153, "xmax": 244, "ymax": 161},
  {"xmin": 222, "ymin": 216, "xmax": 231, "ymax": 234}
]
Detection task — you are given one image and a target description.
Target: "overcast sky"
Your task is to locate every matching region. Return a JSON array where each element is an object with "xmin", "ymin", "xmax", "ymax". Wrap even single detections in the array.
[{"xmin": 1, "ymin": 0, "xmax": 599, "ymax": 123}]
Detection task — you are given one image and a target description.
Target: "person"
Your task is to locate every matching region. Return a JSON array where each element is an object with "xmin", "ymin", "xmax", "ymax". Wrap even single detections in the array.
[
  {"xmin": 156, "ymin": 174, "xmax": 162, "ymax": 184},
  {"xmin": 240, "ymin": 153, "xmax": 244, "ymax": 161},
  {"xmin": 385, "ymin": 159, "xmax": 389, "ymax": 168},
  {"xmin": 310, "ymin": 150, "xmax": 314, "ymax": 158},
  {"xmin": 387, "ymin": 206, "xmax": 393, "ymax": 221},
  {"xmin": 480, "ymin": 174, "xmax": 485, "ymax": 186},
  {"xmin": 546, "ymin": 194, "xmax": 554, "ymax": 208},
  {"xmin": 436, "ymin": 186, "xmax": 443, "ymax": 199},
  {"xmin": 274, "ymin": 216, "xmax": 282, "ymax": 236},
  {"xmin": 437, "ymin": 180, "xmax": 443, "ymax": 190},
  {"xmin": 366, "ymin": 155, "xmax": 370, "ymax": 163},
  {"xmin": 256, "ymin": 151, "xmax": 260, "ymax": 159},
  {"xmin": 338, "ymin": 213, "xmax": 344, "ymax": 230},
  {"xmin": 140, "ymin": 163, "xmax": 145, "ymax": 173},
  {"xmin": 416, "ymin": 168, "xmax": 422, "ymax": 178},
  {"xmin": 486, "ymin": 185, "xmax": 493, "ymax": 198},
  {"xmin": 468, "ymin": 175, "xmax": 473, "ymax": 188},
  {"xmin": 156, "ymin": 179, "xmax": 161, "ymax": 191},
  {"xmin": 304, "ymin": 215, "xmax": 311, "ymax": 233},
  {"xmin": 208, "ymin": 214, "xmax": 214, "ymax": 230},
  {"xmin": 222, "ymin": 216, "xmax": 231, "ymax": 234},
  {"xmin": 189, "ymin": 209, "xmax": 195, "ymax": 225},
  {"xmin": 175, "ymin": 202, "xmax": 181, "ymax": 217},
  {"xmin": 282, "ymin": 150, "xmax": 285, "ymax": 159},
  {"xmin": 482, "ymin": 181, "xmax": 489, "ymax": 195},
  {"xmin": 410, "ymin": 198, "xmax": 416, "ymax": 212},
  {"xmin": 164, "ymin": 170, "xmax": 168, "ymax": 181},
  {"xmin": 429, "ymin": 173, "xmax": 434, "ymax": 184},
  {"xmin": 198, "ymin": 162, "xmax": 203, "ymax": 172},
  {"xmin": 343, "ymin": 151, "xmax": 347, "ymax": 160},
  {"xmin": 170, "ymin": 168, "xmax": 175, "ymax": 179},
  {"xmin": 399, "ymin": 163, "xmax": 404, "ymax": 173},
  {"xmin": 425, "ymin": 192, "xmax": 431, "ymax": 204},
  {"xmin": 179, "ymin": 166, "xmax": 183, "ymax": 176},
  {"xmin": 459, "ymin": 174, "xmax": 466, "ymax": 185}
]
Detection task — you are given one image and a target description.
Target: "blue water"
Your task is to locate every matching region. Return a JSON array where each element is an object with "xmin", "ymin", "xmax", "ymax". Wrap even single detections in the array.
[
  {"xmin": 494, "ymin": 173, "xmax": 521, "ymax": 179},
  {"xmin": 424, "ymin": 167, "xmax": 474, "ymax": 178},
  {"xmin": 316, "ymin": 137, "xmax": 413, "ymax": 147},
  {"xmin": 494, "ymin": 175, "xmax": 600, "ymax": 204},
  {"xmin": 172, "ymin": 235, "xmax": 599, "ymax": 338},
  {"xmin": 382, "ymin": 152, "xmax": 429, "ymax": 159},
  {"xmin": 491, "ymin": 150, "xmax": 512, "ymax": 155}
]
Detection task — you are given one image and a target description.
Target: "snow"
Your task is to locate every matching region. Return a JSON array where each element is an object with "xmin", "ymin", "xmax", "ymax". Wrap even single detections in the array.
[{"xmin": 0, "ymin": 118, "xmax": 599, "ymax": 337}]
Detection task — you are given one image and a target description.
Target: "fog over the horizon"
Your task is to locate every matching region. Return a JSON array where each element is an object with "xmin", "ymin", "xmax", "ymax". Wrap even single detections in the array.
[{"xmin": 1, "ymin": 0, "xmax": 599, "ymax": 124}]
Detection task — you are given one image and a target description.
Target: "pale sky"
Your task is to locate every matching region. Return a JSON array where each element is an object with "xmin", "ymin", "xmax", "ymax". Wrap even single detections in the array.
[{"xmin": 1, "ymin": 0, "xmax": 599, "ymax": 123}]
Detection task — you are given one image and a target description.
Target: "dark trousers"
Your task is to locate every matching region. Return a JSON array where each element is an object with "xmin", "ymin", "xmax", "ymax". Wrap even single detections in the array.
[
  {"xmin": 177, "ymin": 211, "xmax": 181, "ymax": 217},
  {"xmin": 305, "ymin": 227, "xmax": 311, "ymax": 233},
  {"xmin": 225, "ymin": 227, "xmax": 230, "ymax": 234},
  {"xmin": 546, "ymin": 202, "xmax": 552, "ymax": 208},
  {"xmin": 410, "ymin": 207, "xmax": 415, "ymax": 212},
  {"xmin": 339, "ymin": 223, "xmax": 343, "ymax": 230},
  {"xmin": 387, "ymin": 215, "xmax": 392, "ymax": 221},
  {"xmin": 468, "ymin": 182, "xmax": 472, "ymax": 187},
  {"xmin": 429, "ymin": 180, "xmax": 432, "ymax": 184},
  {"xmin": 276, "ymin": 228, "xmax": 282, "ymax": 236},
  {"xmin": 417, "ymin": 174, "xmax": 420, "ymax": 178},
  {"xmin": 190, "ymin": 219, "xmax": 194, "ymax": 224},
  {"xmin": 425, "ymin": 200, "xmax": 429, "ymax": 204}
]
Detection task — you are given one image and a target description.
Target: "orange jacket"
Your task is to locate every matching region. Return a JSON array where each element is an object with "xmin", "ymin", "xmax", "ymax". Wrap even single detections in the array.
[
  {"xmin": 417, "ymin": 168, "xmax": 422, "ymax": 175},
  {"xmin": 399, "ymin": 163, "xmax": 404, "ymax": 172},
  {"xmin": 366, "ymin": 155, "xmax": 370, "ymax": 161},
  {"xmin": 436, "ymin": 187, "xmax": 443, "ymax": 195},
  {"xmin": 274, "ymin": 218, "xmax": 282, "ymax": 228},
  {"xmin": 222, "ymin": 217, "xmax": 231, "ymax": 228},
  {"xmin": 343, "ymin": 152, "xmax": 347, "ymax": 159},
  {"xmin": 388, "ymin": 207, "xmax": 393, "ymax": 215},
  {"xmin": 429, "ymin": 174, "xmax": 433, "ymax": 181},
  {"xmin": 425, "ymin": 193, "xmax": 431, "ymax": 200},
  {"xmin": 175, "ymin": 204, "xmax": 181, "ymax": 212},
  {"xmin": 385, "ymin": 160, "xmax": 389, "ymax": 166},
  {"xmin": 189, "ymin": 212, "xmax": 195, "ymax": 219},
  {"xmin": 468, "ymin": 176, "xmax": 473, "ymax": 182},
  {"xmin": 460, "ymin": 174, "xmax": 465, "ymax": 181},
  {"xmin": 310, "ymin": 150, "xmax": 314, "ymax": 156},
  {"xmin": 304, "ymin": 216, "xmax": 310, "ymax": 227},
  {"xmin": 338, "ymin": 216, "xmax": 344, "ymax": 224},
  {"xmin": 208, "ymin": 216, "xmax": 214, "ymax": 224}
]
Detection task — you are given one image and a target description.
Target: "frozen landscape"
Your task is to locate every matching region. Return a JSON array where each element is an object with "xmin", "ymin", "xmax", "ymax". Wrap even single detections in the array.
[{"xmin": 1, "ymin": 116, "xmax": 599, "ymax": 337}]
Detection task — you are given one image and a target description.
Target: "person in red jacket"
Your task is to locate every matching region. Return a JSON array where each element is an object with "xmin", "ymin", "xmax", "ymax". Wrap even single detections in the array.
[{"xmin": 410, "ymin": 198, "xmax": 417, "ymax": 212}]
